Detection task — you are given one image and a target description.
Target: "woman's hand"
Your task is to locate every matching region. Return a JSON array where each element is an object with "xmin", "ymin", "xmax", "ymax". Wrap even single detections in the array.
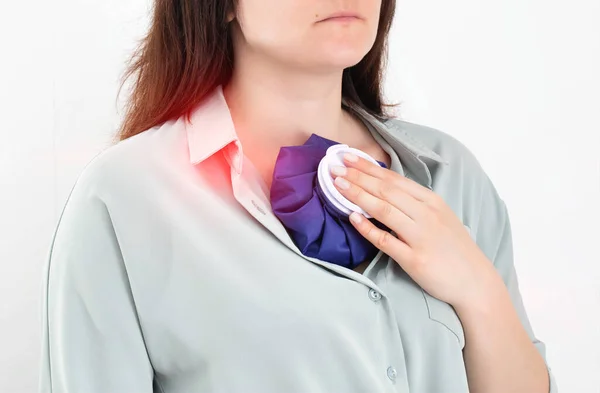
[{"xmin": 330, "ymin": 153, "xmax": 501, "ymax": 309}]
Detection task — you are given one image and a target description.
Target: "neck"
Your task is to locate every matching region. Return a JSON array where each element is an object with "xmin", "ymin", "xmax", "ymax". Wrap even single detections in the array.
[
  {"xmin": 221, "ymin": 52, "xmax": 379, "ymax": 191},
  {"xmin": 223, "ymin": 49, "xmax": 358, "ymax": 149}
]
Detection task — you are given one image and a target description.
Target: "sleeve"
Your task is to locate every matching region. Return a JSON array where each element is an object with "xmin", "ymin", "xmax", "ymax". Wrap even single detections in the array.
[
  {"xmin": 476, "ymin": 182, "xmax": 558, "ymax": 393},
  {"xmin": 38, "ymin": 179, "xmax": 155, "ymax": 393}
]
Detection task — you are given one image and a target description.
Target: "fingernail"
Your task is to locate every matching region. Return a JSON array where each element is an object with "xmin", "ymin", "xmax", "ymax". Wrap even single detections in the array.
[
  {"xmin": 334, "ymin": 176, "xmax": 350, "ymax": 190},
  {"xmin": 330, "ymin": 165, "xmax": 347, "ymax": 176},
  {"xmin": 344, "ymin": 153, "xmax": 358, "ymax": 163},
  {"xmin": 349, "ymin": 212, "xmax": 363, "ymax": 224}
]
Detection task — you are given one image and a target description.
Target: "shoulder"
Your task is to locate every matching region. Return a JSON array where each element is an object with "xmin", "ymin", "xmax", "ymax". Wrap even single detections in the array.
[
  {"xmin": 384, "ymin": 117, "xmax": 498, "ymax": 195},
  {"xmin": 68, "ymin": 120, "xmax": 184, "ymax": 199},
  {"xmin": 55, "ymin": 119, "xmax": 188, "ymax": 233},
  {"xmin": 384, "ymin": 117, "xmax": 484, "ymax": 175}
]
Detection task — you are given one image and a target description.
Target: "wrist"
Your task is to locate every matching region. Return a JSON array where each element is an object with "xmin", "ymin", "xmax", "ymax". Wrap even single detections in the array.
[{"xmin": 453, "ymin": 264, "xmax": 509, "ymax": 319}]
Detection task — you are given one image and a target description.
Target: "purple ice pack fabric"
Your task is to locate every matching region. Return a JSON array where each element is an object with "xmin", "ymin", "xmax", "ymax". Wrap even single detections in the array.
[{"xmin": 270, "ymin": 133, "xmax": 389, "ymax": 269}]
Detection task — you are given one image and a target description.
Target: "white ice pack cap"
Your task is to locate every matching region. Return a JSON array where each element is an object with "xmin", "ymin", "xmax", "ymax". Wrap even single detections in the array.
[{"xmin": 317, "ymin": 144, "xmax": 381, "ymax": 219}]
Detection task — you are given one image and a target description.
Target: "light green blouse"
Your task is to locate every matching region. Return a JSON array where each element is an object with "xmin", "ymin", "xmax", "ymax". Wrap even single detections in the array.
[{"xmin": 39, "ymin": 85, "xmax": 557, "ymax": 392}]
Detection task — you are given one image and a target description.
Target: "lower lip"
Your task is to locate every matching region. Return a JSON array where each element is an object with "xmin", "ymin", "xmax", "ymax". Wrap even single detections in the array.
[{"xmin": 321, "ymin": 16, "xmax": 359, "ymax": 22}]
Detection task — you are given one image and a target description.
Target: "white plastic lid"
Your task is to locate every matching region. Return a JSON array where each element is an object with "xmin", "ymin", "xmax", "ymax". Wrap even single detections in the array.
[{"xmin": 317, "ymin": 144, "xmax": 381, "ymax": 219}]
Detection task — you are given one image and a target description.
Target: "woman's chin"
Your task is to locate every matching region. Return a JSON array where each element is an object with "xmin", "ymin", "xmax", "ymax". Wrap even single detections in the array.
[
  {"xmin": 315, "ymin": 51, "xmax": 370, "ymax": 69},
  {"xmin": 278, "ymin": 43, "xmax": 372, "ymax": 72}
]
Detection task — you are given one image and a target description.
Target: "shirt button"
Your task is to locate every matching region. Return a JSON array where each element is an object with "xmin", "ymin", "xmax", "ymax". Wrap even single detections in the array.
[
  {"xmin": 368, "ymin": 288, "xmax": 381, "ymax": 302},
  {"xmin": 387, "ymin": 366, "xmax": 397, "ymax": 381}
]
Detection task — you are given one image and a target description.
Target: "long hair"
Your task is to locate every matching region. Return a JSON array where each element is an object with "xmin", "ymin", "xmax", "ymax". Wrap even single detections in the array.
[{"xmin": 113, "ymin": 0, "xmax": 398, "ymax": 144}]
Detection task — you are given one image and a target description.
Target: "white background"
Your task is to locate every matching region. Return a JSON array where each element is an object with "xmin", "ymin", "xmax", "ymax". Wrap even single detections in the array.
[{"xmin": 1, "ymin": 0, "xmax": 599, "ymax": 392}]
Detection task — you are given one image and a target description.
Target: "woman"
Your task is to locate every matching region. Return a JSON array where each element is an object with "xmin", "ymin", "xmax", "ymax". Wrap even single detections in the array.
[{"xmin": 39, "ymin": 0, "xmax": 557, "ymax": 392}]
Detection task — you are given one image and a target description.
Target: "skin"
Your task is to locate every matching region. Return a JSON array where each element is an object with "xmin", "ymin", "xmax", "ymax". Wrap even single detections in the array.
[
  {"xmin": 223, "ymin": 1, "xmax": 550, "ymax": 392},
  {"xmin": 223, "ymin": 1, "xmax": 386, "ymax": 190}
]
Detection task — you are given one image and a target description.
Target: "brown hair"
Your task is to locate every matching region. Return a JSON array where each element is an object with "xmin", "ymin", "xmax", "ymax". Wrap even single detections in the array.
[{"xmin": 113, "ymin": 0, "xmax": 398, "ymax": 144}]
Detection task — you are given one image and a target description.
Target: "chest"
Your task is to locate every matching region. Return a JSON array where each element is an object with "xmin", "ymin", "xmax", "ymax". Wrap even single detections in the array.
[
  {"xmin": 116, "ymin": 148, "xmax": 469, "ymax": 391},
  {"xmin": 131, "ymin": 183, "xmax": 466, "ymax": 354}
]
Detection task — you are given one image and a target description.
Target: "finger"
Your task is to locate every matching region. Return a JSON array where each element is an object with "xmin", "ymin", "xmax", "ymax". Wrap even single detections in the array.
[
  {"xmin": 348, "ymin": 211, "xmax": 412, "ymax": 263},
  {"xmin": 333, "ymin": 176, "xmax": 418, "ymax": 244},
  {"xmin": 332, "ymin": 165, "xmax": 424, "ymax": 221},
  {"xmin": 342, "ymin": 153, "xmax": 432, "ymax": 202}
]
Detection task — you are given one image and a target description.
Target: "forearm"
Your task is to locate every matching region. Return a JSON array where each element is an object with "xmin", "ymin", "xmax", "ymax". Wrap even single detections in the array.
[{"xmin": 454, "ymin": 272, "xmax": 550, "ymax": 393}]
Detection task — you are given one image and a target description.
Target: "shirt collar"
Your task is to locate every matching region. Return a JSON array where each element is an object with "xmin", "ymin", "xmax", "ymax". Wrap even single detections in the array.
[
  {"xmin": 185, "ymin": 85, "xmax": 240, "ymax": 167},
  {"xmin": 184, "ymin": 85, "xmax": 448, "ymax": 187},
  {"xmin": 342, "ymin": 97, "xmax": 449, "ymax": 166}
]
